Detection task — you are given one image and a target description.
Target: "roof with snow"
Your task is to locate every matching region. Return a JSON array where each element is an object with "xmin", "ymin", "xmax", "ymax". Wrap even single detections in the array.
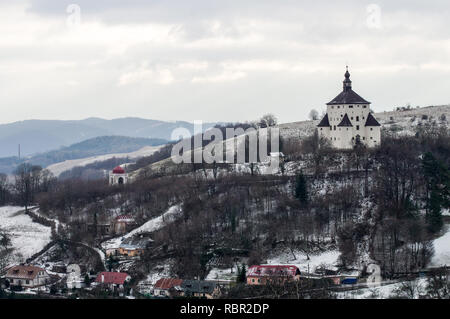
[
  {"xmin": 181, "ymin": 280, "xmax": 219, "ymax": 294},
  {"xmin": 115, "ymin": 215, "xmax": 135, "ymax": 223},
  {"xmin": 95, "ymin": 272, "xmax": 130, "ymax": 285},
  {"xmin": 247, "ymin": 265, "xmax": 300, "ymax": 277},
  {"xmin": 365, "ymin": 112, "xmax": 381, "ymax": 127}
]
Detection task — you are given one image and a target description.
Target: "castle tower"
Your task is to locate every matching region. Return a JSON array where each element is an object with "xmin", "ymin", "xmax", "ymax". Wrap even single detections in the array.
[
  {"xmin": 109, "ymin": 166, "xmax": 128, "ymax": 185},
  {"xmin": 317, "ymin": 67, "xmax": 381, "ymax": 149}
]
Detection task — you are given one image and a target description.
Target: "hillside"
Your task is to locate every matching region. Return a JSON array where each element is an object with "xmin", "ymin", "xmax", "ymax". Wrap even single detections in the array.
[
  {"xmin": 0, "ymin": 117, "xmax": 218, "ymax": 158},
  {"xmin": 133, "ymin": 105, "xmax": 450, "ymax": 177}
]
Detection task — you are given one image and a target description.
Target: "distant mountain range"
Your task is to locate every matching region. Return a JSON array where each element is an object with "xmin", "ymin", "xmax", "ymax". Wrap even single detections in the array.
[
  {"xmin": 0, "ymin": 117, "xmax": 219, "ymax": 158},
  {"xmin": 0, "ymin": 135, "xmax": 169, "ymax": 174}
]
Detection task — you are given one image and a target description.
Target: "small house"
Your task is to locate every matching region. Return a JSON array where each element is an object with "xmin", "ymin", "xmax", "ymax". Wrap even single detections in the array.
[
  {"xmin": 181, "ymin": 280, "xmax": 221, "ymax": 299},
  {"xmin": 153, "ymin": 278, "xmax": 183, "ymax": 297},
  {"xmin": 118, "ymin": 237, "xmax": 151, "ymax": 257},
  {"xmin": 246, "ymin": 265, "xmax": 301, "ymax": 285},
  {"xmin": 6, "ymin": 265, "xmax": 51, "ymax": 288},
  {"xmin": 113, "ymin": 215, "xmax": 136, "ymax": 235},
  {"xmin": 95, "ymin": 272, "xmax": 131, "ymax": 290}
]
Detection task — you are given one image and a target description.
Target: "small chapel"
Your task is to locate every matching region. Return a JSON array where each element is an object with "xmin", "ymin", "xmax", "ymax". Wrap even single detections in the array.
[
  {"xmin": 109, "ymin": 166, "xmax": 129, "ymax": 185},
  {"xmin": 317, "ymin": 67, "xmax": 381, "ymax": 149}
]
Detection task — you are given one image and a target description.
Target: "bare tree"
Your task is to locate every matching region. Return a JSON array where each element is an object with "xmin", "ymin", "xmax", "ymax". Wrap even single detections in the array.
[
  {"xmin": 259, "ymin": 114, "xmax": 278, "ymax": 128},
  {"xmin": 309, "ymin": 109, "xmax": 319, "ymax": 121}
]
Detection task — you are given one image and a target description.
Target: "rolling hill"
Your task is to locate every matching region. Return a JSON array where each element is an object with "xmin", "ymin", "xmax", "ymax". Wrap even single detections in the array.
[
  {"xmin": 0, "ymin": 117, "xmax": 218, "ymax": 158},
  {"xmin": 0, "ymin": 135, "xmax": 167, "ymax": 174}
]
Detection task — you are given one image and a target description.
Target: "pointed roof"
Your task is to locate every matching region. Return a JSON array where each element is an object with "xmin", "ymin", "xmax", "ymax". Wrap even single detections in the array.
[
  {"xmin": 317, "ymin": 113, "xmax": 330, "ymax": 127},
  {"xmin": 327, "ymin": 89, "xmax": 370, "ymax": 105},
  {"xmin": 365, "ymin": 112, "xmax": 381, "ymax": 127},
  {"xmin": 327, "ymin": 68, "xmax": 370, "ymax": 105},
  {"xmin": 337, "ymin": 114, "xmax": 353, "ymax": 127}
]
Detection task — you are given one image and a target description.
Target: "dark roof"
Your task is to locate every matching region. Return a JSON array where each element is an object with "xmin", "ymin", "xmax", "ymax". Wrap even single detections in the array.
[
  {"xmin": 365, "ymin": 112, "xmax": 381, "ymax": 127},
  {"xmin": 327, "ymin": 68, "xmax": 370, "ymax": 105},
  {"xmin": 327, "ymin": 89, "xmax": 370, "ymax": 105},
  {"xmin": 317, "ymin": 114, "xmax": 330, "ymax": 127},
  {"xmin": 181, "ymin": 280, "xmax": 218, "ymax": 294},
  {"xmin": 337, "ymin": 114, "xmax": 353, "ymax": 127}
]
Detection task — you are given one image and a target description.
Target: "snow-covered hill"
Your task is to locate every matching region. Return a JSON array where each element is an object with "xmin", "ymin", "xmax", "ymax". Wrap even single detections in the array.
[
  {"xmin": 0, "ymin": 206, "xmax": 52, "ymax": 266},
  {"xmin": 47, "ymin": 145, "xmax": 164, "ymax": 177}
]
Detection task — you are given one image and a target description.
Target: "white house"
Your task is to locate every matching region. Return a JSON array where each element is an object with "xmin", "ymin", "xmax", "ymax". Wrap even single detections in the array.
[
  {"xmin": 66, "ymin": 264, "xmax": 85, "ymax": 289},
  {"xmin": 317, "ymin": 67, "xmax": 381, "ymax": 149},
  {"xmin": 109, "ymin": 166, "xmax": 129, "ymax": 185},
  {"xmin": 6, "ymin": 265, "xmax": 51, "ymax": 288}
]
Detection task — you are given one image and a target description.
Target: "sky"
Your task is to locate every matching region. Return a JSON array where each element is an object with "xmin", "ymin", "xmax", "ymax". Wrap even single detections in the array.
[{"xmin": 0, "ymin": 0, "xmax": 449, "ymax": 124}]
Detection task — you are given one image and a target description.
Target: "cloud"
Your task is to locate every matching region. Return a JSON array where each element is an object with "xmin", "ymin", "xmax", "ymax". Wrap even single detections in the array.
[{"xmin": 0, "ymin": 1, "xmax": 449, "ymax": 124}]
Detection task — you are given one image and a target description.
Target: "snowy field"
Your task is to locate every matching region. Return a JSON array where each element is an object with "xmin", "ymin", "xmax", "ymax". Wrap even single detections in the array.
[
  {"xmin": 337, "ymin": 278, "xmax": 428, "ymax": 299},
  {"xmin": 266, "ymin": 249, "xmax": 341, "ymax": 274},
  {"xmin": 101, "ymin": 205, "xmax": 182, "ymax": 250},
  {"xmin": 430, "ymin": 225, "xmax": 450, "ymax": 267},
  {"xmin": 47, "ymin": 145, "xmax": 164, "ymax": 176},
  {"xmin": 0, "ymin": 206, "xmax": 52, "ymax": 266},
  {"xmin": 206, "ymin": 267, "xmax": 238, "ymax": 282}
]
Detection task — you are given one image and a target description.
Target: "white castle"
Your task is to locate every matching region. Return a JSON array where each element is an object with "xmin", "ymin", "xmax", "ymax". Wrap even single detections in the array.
[{"xmin": 317, "ymin": 68, "xmax": 381, "ymax": 149}]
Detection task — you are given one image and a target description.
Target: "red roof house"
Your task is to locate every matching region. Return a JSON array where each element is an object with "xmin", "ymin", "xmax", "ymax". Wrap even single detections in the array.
[
  {"xmin": 247, "ymin": 265, "xmax": 300, "ymax": 285},
  {"xmin": 154, "ymin": 278, "xmax": 183, "ymax": 297},
  {"xmin": 95, "ymin": 272, "xmax": 130, "ymax": 287}
]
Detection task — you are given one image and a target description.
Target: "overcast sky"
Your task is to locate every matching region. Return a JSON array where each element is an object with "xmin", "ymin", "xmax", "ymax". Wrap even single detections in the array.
[{"xmin": 0, "ymin": 0, "xmax": 449, "ymax": 124}]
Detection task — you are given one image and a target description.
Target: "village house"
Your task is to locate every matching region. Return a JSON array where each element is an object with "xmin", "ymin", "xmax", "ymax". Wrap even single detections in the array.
[
  {"xmin": 181, "ymin": 280, "xmax": 221, "ymax": 299},
  {"xmin": 118, "ymin": 236, "xmax": 152, "ymax": 257},
  {"xmin": 246, "ymin": 265, "xmax": 301, "ymax": 285},
  {"xmin": 113, "ymin": 215, "xmax": 136, "ymax": 235},
  {"xmin": 66, "ymin": 264, "xmax": 86, "ymax": 289},
  {"xmin": 153, "ymin": 278, "xmax": 183, "ymax": 297},
  {"xmin": 317, "ymin": 67, "xmax": 381, "ymax": 149},
  {"xmin": 5, "ymin": 265, "xmax": 51, "ymax": 288},
  {"xmin": 95, "ymin": 272, "xmax": 131, "ymax": 290}
]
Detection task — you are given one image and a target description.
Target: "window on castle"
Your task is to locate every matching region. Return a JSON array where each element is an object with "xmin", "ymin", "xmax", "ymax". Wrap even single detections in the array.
[
  {"xmin": 356, "ymin": 125, "xmax": 360, "ymax": 130},
  {"xmin": 351, "ymin": 117, "xmax": 354, "ymax": 120},
  {"xmin": 363, "ymin": 105, "xmax": 367, "ymax": 108},
  {"xmin": 334, "ymin": 126, "xmax": 336, "ymax": 130},
  {"xmin": 370, "ymin": 137, "xmax": 373, "ymax": 140},
  {"xmin": 356, "ymin": 116, "xmax": 359, "ymax": 121},
  {"xmin": 349, "ymin": 105, "xmax": 353, "ymax": 108},
  {"xmin": 370, "ymin": 128, "xmax": 373, "ymax": 131}
]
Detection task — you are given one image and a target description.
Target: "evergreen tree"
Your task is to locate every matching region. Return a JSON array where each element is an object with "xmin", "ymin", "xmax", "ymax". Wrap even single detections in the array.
[
  {"xmin": 422, "ymin": 152, "xmax": 449, "ymax": 233},
  {"xmin": 237, "ymin": 264, "xmax": 247, "ymax": 283},
  {"xmin": 295, "ymin": 172, "xmax": 309, "ymax": 206}
]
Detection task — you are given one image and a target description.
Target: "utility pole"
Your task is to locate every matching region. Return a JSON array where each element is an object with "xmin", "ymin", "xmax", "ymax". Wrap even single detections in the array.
[{"xmin": 18, "ymin": 144, "xmax": 21, "ymax": 160}]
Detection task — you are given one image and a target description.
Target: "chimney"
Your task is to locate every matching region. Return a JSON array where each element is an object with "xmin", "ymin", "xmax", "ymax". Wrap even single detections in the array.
[{"xmin": 101, "ymin": 274, "xmax": 105, "ymax": 283}]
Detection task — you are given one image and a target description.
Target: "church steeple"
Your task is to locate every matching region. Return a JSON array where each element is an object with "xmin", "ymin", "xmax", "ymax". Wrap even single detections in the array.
[{"xmin": 343, "ymin": 66, "xmax": 352, "ymax": 91}]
